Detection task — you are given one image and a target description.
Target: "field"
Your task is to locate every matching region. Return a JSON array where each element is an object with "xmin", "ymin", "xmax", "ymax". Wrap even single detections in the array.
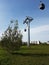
[{"xmin": 0, "ymin": 44, "xmax": 49, "ymax": 65}]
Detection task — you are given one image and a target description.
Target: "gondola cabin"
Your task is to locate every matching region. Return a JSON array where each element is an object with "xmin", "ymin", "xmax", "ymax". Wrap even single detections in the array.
[{"xmin": 39, "ymin": 2, "xmax": 45, "ymax": 10}]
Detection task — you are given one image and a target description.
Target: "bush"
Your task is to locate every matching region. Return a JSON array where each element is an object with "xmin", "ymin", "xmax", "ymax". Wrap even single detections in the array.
[
  {"xmin": 0, "ymin": 20, "xmax": 22, "ymax": 52},
  {"xmin": 22, "ymin": 42, "xmax": 27, "ymax": 46}
]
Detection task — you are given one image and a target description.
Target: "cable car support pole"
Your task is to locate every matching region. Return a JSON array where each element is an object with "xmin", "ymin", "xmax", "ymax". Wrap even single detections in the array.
[
  {"xmin": 23, "ymin": 16, "xmax": 33, "ymax": 47},
  {"xmin": 28, "ymin": 21, "xmax": 30, "ymax": 46}
]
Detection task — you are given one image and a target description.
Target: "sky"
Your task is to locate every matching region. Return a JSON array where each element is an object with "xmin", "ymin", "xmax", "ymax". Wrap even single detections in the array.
[{"xmin": 0, "ymin": 0, "xmax": 49, "ymax": 42}]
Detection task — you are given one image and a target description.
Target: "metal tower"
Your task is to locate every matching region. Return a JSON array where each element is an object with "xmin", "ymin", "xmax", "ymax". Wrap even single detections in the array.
[{"xmin": 23, "ymin": 16, "xmax": 33, "ymax": 46}]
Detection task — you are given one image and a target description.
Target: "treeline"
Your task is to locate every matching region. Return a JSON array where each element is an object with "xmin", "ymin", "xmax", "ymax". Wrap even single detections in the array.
[{"xmin": 22, "ymin": 41, "xmax": 48, "ymax": 46}]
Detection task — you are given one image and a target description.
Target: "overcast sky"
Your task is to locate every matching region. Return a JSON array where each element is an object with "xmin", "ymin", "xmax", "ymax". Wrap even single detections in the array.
[{"xmin": 0, "ymin": 0, "xmax": 49, "ymax": 42}]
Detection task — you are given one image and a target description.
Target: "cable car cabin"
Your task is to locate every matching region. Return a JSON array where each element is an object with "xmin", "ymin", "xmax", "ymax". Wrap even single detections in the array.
[
  {"xmin": 39, "ymin": 3, "xmax": 45, "ymax": 10},
  {"xmin": 24, "ymin": 29, "xmax": 26, "ymax": 32}
]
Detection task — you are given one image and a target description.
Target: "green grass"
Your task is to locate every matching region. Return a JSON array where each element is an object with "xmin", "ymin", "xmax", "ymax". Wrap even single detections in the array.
[
  {"xmin": 0, "ymin": 44, "xmax": 49, "ymax": 65},
  {"xmin": 0, "ymin": 46, "xmax": 12, "ymax": 65},
  {"xmin": 14, "ymin": 45, "xmax": 49, "ymax": 54}
]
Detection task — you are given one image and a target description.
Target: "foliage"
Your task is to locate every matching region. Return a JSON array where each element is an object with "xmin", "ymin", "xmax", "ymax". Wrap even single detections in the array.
[
  {"xmin": 0, "ymin": 45, "xmax": 49, "ymax": 65},
  {"xmin": 1, "ymin": 20, "xmax": 22, "ymax": 51},
  {"xmin": 22, "ymin": 42, "xmax": 27, "ymax": 46}
]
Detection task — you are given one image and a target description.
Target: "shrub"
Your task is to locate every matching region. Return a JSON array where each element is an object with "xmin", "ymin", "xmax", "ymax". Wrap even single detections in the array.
[{"xmin": 1, "ymin": 20, "xmax": 22, "ymax": 52}]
